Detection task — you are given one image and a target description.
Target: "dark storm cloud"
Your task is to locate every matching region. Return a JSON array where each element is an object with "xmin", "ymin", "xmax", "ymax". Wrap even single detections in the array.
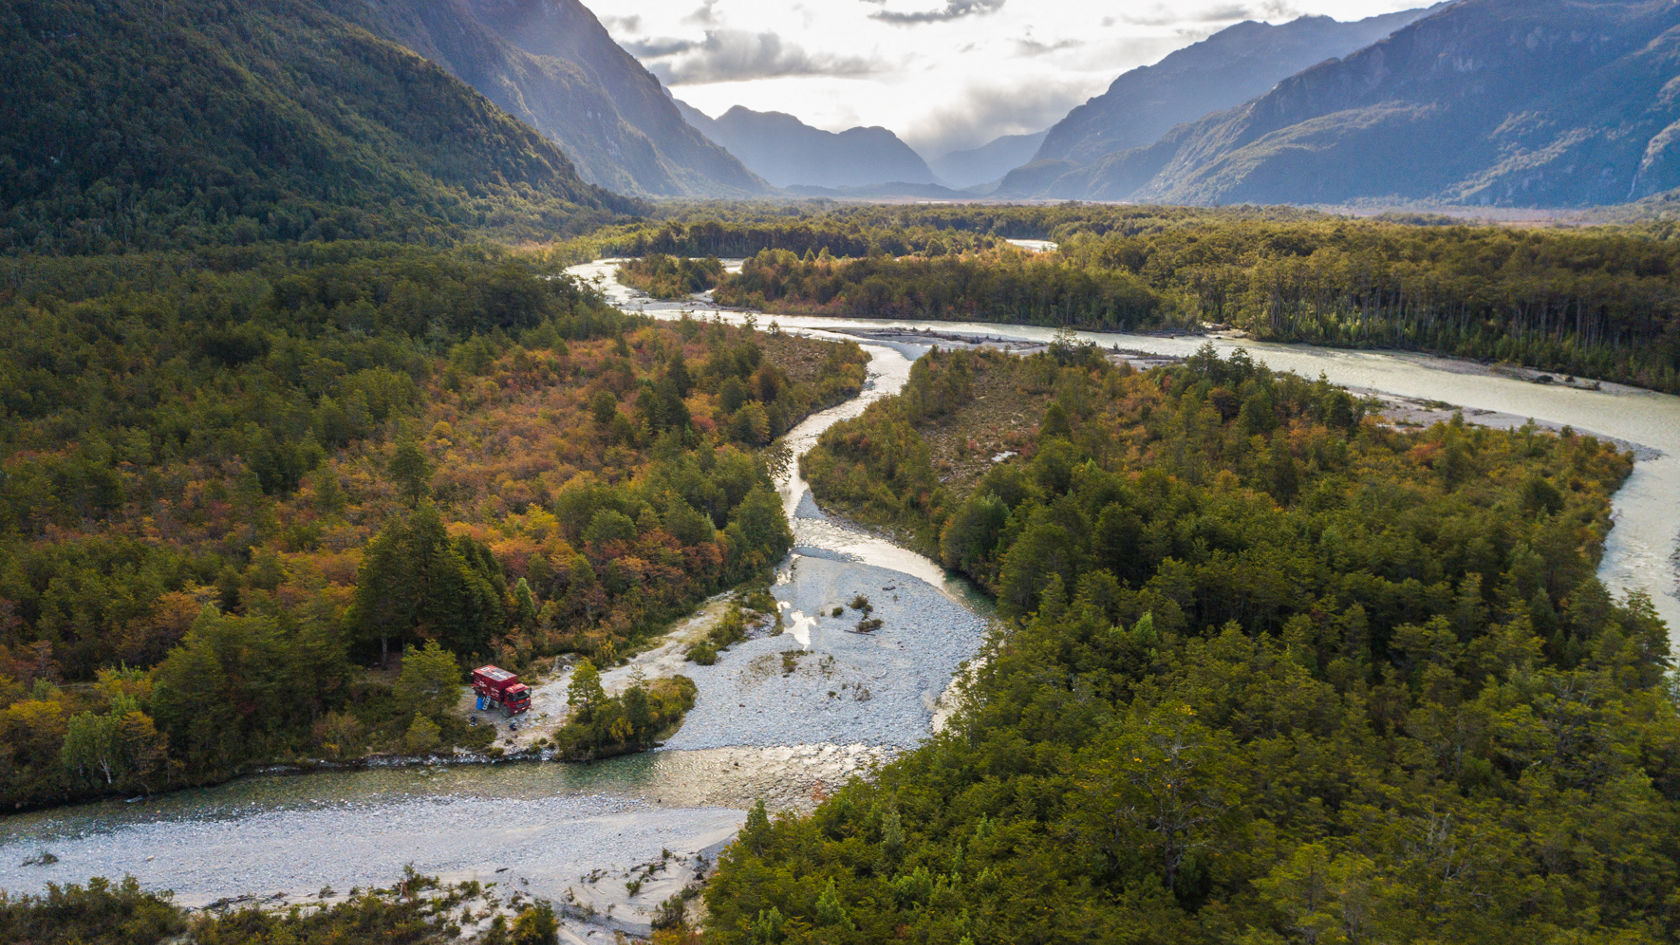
[
  {"xmin": 862, "ymin": 0, "xmax": 1007, "ymax": 27},
  {"xmin": 648, "ymin": 30, "xmax": 882, "ymax": 84}
]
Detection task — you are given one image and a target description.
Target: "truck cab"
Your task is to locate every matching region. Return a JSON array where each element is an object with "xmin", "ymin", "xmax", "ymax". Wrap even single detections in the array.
[{"xmin": 502, "ymin": 682, "xmax": 532, "ymax": 716}]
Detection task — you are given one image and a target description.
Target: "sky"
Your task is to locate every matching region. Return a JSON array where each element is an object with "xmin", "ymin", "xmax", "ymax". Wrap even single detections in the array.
[{"xmin": 588, "ymin": 0, "xmax": 1428, "ymax": 158}]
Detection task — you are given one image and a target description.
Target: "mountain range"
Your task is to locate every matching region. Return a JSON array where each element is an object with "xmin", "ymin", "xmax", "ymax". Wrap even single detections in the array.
[
  {"xmin": 0, "ymin": 0, "xmax": 628, "ymax": 253},
  {"xmin": 1008, "ymin": 0, "xmax": 1680, "ymax": 207},
  {"xmin": 7, "ymin": 0, "xmax": 1679, "ymax": 233},
  {"xmin": 676, "ymin": 103, "xmax": 939, "ymax": 191},
  {"xmin": 1055, "ymin": 10, "xmax": 1438, "ymax": 165},
  {"xmin": 929, "ymin": 132, "xmax": 1048, "ymax": 190},
  {"xmin": 999, "ymin": 8, "xmax": 1437, "ymax": 197},
  {"xmin": 326, "ymin": 0, "xmax": 766, "ymax": 198}
]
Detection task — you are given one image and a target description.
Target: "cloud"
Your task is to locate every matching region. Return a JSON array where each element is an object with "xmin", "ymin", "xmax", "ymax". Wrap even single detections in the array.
[
  {"xmin": 601, "ymin": 14, "xmax": 642, "ymax": 33},
  {"xmin": 647, "ymin": 30, "xmax": 883, "ymax": 85},
  {"xmin": 624, "ymin": 36, "xmax": 700, "ymax": 58},
  {"xmin": 903, "ymin": 78, "xmax": 1089, "ymax": 156},
  {"xmin": 862, "ymin": 0, "xmax": 1007, "ymax": 27},
  {"xmin": 1256, "ymin": 1, "xmax": 1307, "ymax": 19},
  {"xmin": 1015, "ymin": 36, "xmax": 1081, "ymax": 57},
  {"xmin": 685, "ymin": 0, "xmax": 721, "ymax": 26},
  {"xmin": 1118, "ymin": 2, "xmax": 1297, "ymax": 27}
]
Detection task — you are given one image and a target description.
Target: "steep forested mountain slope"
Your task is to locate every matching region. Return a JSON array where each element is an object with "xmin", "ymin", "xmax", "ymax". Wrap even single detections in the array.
[
  {"xmin": 331, "ymin": 0, "xmax": 767, "ymax": 198},
  {"xmin": 679, "ymin": 103, "xmax": 939, "ymax": 190},
  {"xmin": 0, "ymin": 0, "xmax": 628, "ymax": 253},
  {"xmin": 1000, "ymin": 8, "xmax": 1432, "ymax": 196},
  {"xmin": 1073, "ymin": 0, "xmax": 1680, "ymax": 207}
]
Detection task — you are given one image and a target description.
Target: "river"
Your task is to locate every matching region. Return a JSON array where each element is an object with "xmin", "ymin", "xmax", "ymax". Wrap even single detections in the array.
[
  {"xmin": 3, "ymin": 259, "xmax": 1676, "ymax": 941},
  {"xmin": 573, "ymin": 258, "xmax": 1680, "ymax": 639},
  {"xmin": 0, "ymin": 296, "xmax": 991, "ymax": 942}
]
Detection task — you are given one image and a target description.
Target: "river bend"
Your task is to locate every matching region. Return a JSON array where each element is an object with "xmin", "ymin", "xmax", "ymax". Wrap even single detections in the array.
[{"xmin": 3, "ymin": 259, "xmax": 1676, "ymax": 941}]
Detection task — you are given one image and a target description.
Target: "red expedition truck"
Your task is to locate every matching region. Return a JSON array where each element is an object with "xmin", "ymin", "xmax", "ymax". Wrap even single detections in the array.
[{"xmin": 471, "ymin": 665, "xmax": 532, "ymax": 716}]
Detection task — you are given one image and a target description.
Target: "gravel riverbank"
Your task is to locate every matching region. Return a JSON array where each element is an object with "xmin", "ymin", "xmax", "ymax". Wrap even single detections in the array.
[
  {"xmin": 663, "ymin": 555, "xmax": 991, "ymax": 751},
  {"xmin": 0, "ymin": 790, "xmax": 741, "ymax": 920}
]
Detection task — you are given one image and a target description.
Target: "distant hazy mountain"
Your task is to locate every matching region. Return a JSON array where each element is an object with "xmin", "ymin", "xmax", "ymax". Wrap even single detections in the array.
[
  {"xmin": 1075, "ymin": 0, "xmax": 1680, "ymax": 207},
  {"xmin": 1, "ymin": 0, "xmax": 624, "ymax": 253},
  {"xmin": 930, "ymin": 132, "xmax": 1048, "ymax": 189},
  {"xmin": 999, "ymin": 8, "xmax": 1434, "ymax": 197},
  {"xmin": 330, "ymin": 0, "xmax": 767, "ymax": 198},
  {"xmin": 679, "ymin": 103, "xmax": 938, "ymax": 190},
  {"xmin": 784, "ymin": 182, "xmax": 973, "ymax": 200},
  {"xmin": 1053, "ymin": 10, "xmax": 1434, "ymax": 166}
]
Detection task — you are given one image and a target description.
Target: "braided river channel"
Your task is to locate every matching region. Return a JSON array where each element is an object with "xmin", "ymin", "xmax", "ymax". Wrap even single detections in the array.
[{"xmin": 3, "ymin": 257, "xmax": 1677, "ymax": 943}]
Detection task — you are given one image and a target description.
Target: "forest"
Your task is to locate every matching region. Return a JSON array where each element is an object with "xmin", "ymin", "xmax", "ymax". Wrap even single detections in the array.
[
  {"xmin": 5, "ymin": 161, "xmax": 1680, "ymax": 935},
  {"xmin": 603, "ymin": 207, "xmax": 1680, "ymax": 392},
  {"xmin": 585, "ymin": 201, "xmax": 1325, "ymax": 257},
  {"xmin": 715, "ymin": 248, "xmax": 1166, "ymax": 330},
  {"xmin": 0, "ymin": 241, "xmax": 866, "ymax": 809},
  {"xmin": 0, "ymin": 0, "xmax": 635, "ymax": 254},
  {"xmin": 1063, "ymin": 220, "xmax": 1680, "ymax": 392},
  {"xmin": 618, "ymin": 253, "xmax": 726, "ymax": 299},
  {"xmin": 561, "ymin": 203, "xmax": 1015, "ymax": 263},
  {"xmin": 14, "ymin": 0, "xmax": 1677, "ymax": 931},
  {"xmin": 703, "ymin": 345, "xmax": 1680, "ymax": 942}
]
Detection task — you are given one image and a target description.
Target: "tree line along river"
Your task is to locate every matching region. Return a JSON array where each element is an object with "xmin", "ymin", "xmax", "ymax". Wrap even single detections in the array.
[{"xmin": 2, "ymin": 258, "xmax": 1676, "ymax": 941}]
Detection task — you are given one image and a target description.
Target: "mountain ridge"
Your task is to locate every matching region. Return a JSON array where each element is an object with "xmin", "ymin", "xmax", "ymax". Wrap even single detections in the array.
[
  {"xmin": 0, "ymin": 0, "xmax": 629, "ymax": 253},
  {"xmin": 680, "ymin": 102, "xmax": 939, "ymax": 191},
  {"xmin": 998, "ymin": 7, "xmax": 1437, "ymax": 197},
  {"xmin": 930, "ymin": 132, "xmax": 1048, "ymax": 189},
  {"xmin": 328, "ymin": 0, "xmax": 768, "ymax": 198},
  {"xmin": 1082, "ymin": 0, "xmax": 1680, "ymax": 207}
]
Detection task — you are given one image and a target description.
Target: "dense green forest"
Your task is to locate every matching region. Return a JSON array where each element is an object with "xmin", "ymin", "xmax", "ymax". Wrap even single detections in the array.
[
  {"xmin": 535, "ymin": 208, "xmax": 1005, "ymax": 271},
  {"xmin": 588, "ymin": 206, "xmax": 1680, "ymax": 392},
  {"xmin": 705, "ymin": 345, "xmax": 1679, "ymax": 942},
  {"xmin": 1, "ymin": 0, "xmax": 633, "ymax": 253},
  {"xmin": 716, "ymin": 248, "xmax": 1167, "ymax": 330},
  {"xmin": 594, "ymin": 202, "xmax": 1326, "ymax": 255},
  {"xmin": 1063, "ymin": 220, "xmax": 1680, "ymax": 392},
  {"xmin": 0, "ymin": 242, "xmax": 865, "ymax": 809},
  {"xmin": 616, "ymin": 201, "xmax": 1680, "ymax": 246},
  {"xmin": 619, "ymin": 253, "xmax": 727, "ymax": 299}
]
